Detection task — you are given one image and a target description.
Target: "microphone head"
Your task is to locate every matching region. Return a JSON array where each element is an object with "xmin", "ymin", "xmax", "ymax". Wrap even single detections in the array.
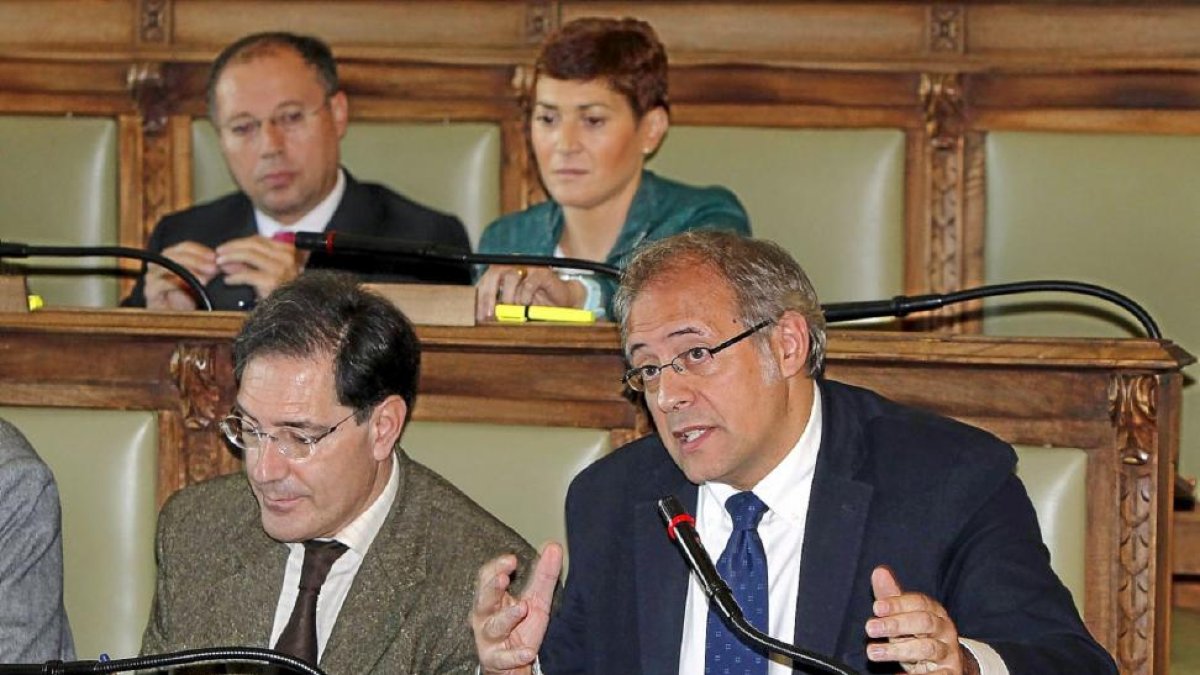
[{"xmin": 292, "ymin": 231, "xmax": 330, "ymax": 251}]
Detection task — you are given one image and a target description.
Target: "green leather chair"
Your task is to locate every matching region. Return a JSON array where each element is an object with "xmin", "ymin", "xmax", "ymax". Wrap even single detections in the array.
[
  {"xmin": 0, "ymin": 406, "xmax": 158, "ymax": 660},
  {"xmin": 404, "ymin": 420, "xmax": 1088, "ymax": 613},
  {"xmin": 192, "ymin": 121, "xmax": 502, "ymax": 246},
  {"xmin": 403, "ymin": 421, "xmax": 611, "ymax": 557},
  {"xmin": 648, "ymin": 127, "xmax": 907, "ymax": 306},
  {"xmin": 0, "ymin": 117, "xmax": 120, "ymax": 307},
  {"xmin": 984, "ymin": 131, "xmax": 1200, "ymax": 488},
  {"xmin": 1013, "ymin": 445, "xmax": 1087, "ymax": 612}
]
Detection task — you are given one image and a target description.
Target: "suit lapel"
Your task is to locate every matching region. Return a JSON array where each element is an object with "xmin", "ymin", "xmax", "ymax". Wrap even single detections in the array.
[
  {"xmin": 326, "ymin": 171, "xmax": 376, "ymax": 235},
  {"xmin": 321, "ymin": 453, "xmax": 428, "ymax": 674},
  {"xmin": 793, "ymin": 381, "xmax": 873, "ymax": 660},
  {"xmin": 635, "ymin": 458, "xmax": 696, "ymax": 675},
  {"xmin": 206, "ymin": 512, "xmax": 286, "ymax": 648}
]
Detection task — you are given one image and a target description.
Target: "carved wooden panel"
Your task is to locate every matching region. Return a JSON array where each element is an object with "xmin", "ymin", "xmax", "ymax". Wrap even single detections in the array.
[
  {"xmin": 169, "ymin": 342, "xmax": 238, "ymax": 488},
  {"xmin": 1111, "ymin": 373, "xmax": 1159, "ymax": 675}
]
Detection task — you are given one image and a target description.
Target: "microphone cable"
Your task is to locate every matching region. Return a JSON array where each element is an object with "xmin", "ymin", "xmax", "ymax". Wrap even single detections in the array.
[
  {"xmin": 0, "ymin": 242, "xmax": 214, "ymax": 311},
  {"xmin": 0, "ymin": 646, "xmax": 325, "ymax": 674},
  {"xmin": 822, "ymin": 279, "xmax": 1161, "ymax": 339}
]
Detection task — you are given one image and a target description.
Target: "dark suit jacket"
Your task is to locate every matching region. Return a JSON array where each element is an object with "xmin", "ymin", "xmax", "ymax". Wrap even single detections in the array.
[
  {"xmin": 541, "ymin": 379, "xmax": 1117, "ymax": 674},
  {"xmin": 124, "ymin": 172, "xmax": 472, "ymax": 310},
  {"xmin": 141, "ymin": 450, "xmax": 534, "ymax": 674}
]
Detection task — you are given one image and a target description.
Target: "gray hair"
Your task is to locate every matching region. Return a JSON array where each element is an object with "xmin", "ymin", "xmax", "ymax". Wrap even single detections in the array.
[{"xmin": 612, "ymin": 231, "xmax": 827, "ymax": 377}]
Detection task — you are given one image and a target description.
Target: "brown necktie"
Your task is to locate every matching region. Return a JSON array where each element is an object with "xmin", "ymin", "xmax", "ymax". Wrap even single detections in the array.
[{"xmin": 273, "ymin": 539, "xmax": 349, "ymax": 665}]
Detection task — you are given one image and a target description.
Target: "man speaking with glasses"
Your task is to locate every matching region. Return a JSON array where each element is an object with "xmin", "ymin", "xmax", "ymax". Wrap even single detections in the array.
[
  {"xmin": 470, "ymin": 231, "xmax": 1116, "ymax": 675},
  {"xmin": 142, "ymin": 271, "xmax": 533, "ymax": 673},
  {"xmin": 124, "ymin": 32, "xmax": 471, "ymax": 311}
]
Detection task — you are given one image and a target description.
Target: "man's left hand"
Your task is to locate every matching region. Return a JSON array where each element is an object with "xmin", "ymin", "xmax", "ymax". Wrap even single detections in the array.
[
  {"xmin": 866, "ymin": 566, "xmax": 980, "ymax": 675},
  {"xmin": 215, "ymin": 234, "xmax": 305, "ymax": 300}
]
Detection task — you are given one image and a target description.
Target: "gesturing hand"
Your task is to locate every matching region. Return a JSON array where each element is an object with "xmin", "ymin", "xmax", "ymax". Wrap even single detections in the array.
[
  {"xmin": 866, "ymin": 566, "xmax": 979, "ymax": 675},
  {"xmin": 471, "ymin": 542, "xmax": 563, "ymax": 675}
]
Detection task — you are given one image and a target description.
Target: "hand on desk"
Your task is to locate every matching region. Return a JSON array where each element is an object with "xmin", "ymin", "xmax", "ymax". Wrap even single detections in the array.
[
  {"xmin": 867, "ymin": 566, "xmax": 980, "ymax": 675},
  {"xmin": 144, "ymin": 241, "xmax": 218, "ymax": 310},
  {"xmin": 476, "ymin": 265, "xmax": 584, "ymax": 322},
  {"xmin": 144, "ymin": 235, "xmax": 304, "ymax": 310},
  {"xmin": 471, "ymin": 542, "xmax": 562, "ymax": 675}
]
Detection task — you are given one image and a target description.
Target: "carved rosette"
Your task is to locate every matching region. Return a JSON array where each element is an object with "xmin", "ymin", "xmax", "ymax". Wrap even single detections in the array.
[
  {"xmin": 1109, "ymin": 374, "xmax": 1158, "ymax": 675},
  {"xmin": 919, "ymin": 73, "xmax": 967, "ymax": 311},
  {"xmin": 171, "ymin": 344, "xmax": 231, "ymax": 484},
  {"xmin": 140, "ymin": 0, "xmax": 171, "ymax": 44},
  {"xmin": 929, "ymin": 5, "xmax": 964, "ymax": 54},
  {"xmin": 525, "ymin": 1, "xmax": 555, "ymax": 44}
]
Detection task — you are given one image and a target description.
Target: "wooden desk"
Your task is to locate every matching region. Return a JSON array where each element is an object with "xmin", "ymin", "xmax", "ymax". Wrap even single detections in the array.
[{"xmin": 0, "ymin": 308, "xmax": 1191, "ymax": 674}]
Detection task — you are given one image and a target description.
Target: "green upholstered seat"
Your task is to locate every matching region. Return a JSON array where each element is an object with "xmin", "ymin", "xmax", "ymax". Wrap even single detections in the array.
[
  {"xmin": 648, "ymin": 127, "xmax": 907, "ymax": 306},
  {"xmin": 192, "ymin": 121, "xmax": 502, "ymax": 246},
  {"xmin": 0, "ymin": 406, "xmax": 158, "ymax": 660},
  {"xmin": 1013, "ymin": 445, "xmax": 1087, "ymax": 612},
  {"xmin": 402, "ymin": 421, "xmax": 611, "ymax": 557},
  {"xmin": 985, "ymin": 131, "xmax": 1200, "ymax": 483},
  {"xmin": 0, "ymin": 117, "xmax": 119, "ymax": 308}
]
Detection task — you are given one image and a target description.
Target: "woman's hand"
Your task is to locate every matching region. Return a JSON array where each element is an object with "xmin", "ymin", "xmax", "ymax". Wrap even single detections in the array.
[{"xmin": 476, "ymin": 265, "xmax": 587, "ymax": 321}]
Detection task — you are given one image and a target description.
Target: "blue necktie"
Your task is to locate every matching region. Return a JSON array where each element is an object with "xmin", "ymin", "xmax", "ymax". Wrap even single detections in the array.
[{"xmin": 705, "ymin": 491, "xmax": 770, "ymax": 675}]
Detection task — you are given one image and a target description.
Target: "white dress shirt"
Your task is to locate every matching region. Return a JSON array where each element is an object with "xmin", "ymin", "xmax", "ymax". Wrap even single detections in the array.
[
  {"xmin": 269, "ymin": 452, "xmax": 399, "ymax": 661},
  {"xmin": 676, "ymin": 384, "xmax": 1008, "ymax": 674},
  {"xmin": 254, "ymin": 168, "xmax": 346, "ymax": 239}
]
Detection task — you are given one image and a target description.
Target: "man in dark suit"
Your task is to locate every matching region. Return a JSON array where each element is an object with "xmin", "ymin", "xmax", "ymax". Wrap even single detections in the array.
[
  {"xmin": 142, "ymin": 272, "xmax": 532, "ymax": 673},
  {"xmin": 124, "ymin": 32, "xmax": 470, "ymax": 311},
  {"xmin": 470, "ymin": 231, "xmax": 1117, "ymax": 674}
]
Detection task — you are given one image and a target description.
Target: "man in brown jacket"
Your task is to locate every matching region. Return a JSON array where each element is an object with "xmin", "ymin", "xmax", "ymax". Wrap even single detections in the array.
[{"xmin": 142, "ymin": 271, "xmax": 532, "ymax": 673}]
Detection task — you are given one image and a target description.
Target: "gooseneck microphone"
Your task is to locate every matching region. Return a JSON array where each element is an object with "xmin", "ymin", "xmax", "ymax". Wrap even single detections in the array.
[
  {"xmin": 0, "ymin": 646, "xmax": 325, "ymax": 674},
  {"xmin": 293, "ymin": 231, "xmax": 621, "ymax": 279},
  {"xmin": 0, "ymin": 240, "xmax": 214, "ymax": 311},
  {"xmin": 657, "ymin": 496, "xmax": 860, "ymax": 675},
  {"xmin": 821, "ymin": 280, "xmax": 1161, "ymax": 339}
]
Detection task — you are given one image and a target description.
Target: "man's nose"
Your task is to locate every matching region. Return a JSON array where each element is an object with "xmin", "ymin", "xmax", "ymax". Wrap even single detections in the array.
[
  {"xmin": 248, "ymin": 439, "xmax": 289, "ymax": 483},
  {"xmin": 258, "ymin": 119, "xmax": 286, "ymax": 155},
  {"xmin": 653, "ymin": 364, "xmax": 694, "ymax": 413}
]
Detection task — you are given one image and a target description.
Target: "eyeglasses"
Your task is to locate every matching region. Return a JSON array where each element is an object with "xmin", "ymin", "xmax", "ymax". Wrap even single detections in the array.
[
  {"xmin": 219, "ymin": 100, "xmax": 329, "ymax": 145},
  {"xmin": 622, "ymin": 320, "xmax": 773, "ymax": 393},
  {"xmin": 219, "ymin": 409, "xmax": 357, "ymax": 462}
]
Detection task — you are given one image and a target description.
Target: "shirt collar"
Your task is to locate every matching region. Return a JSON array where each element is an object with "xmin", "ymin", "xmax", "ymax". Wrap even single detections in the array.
[
  {"xmin": 254, "ymin": 168, "xmax": 346, "ymax": 239},
  {"xmin": 703, "ymin": 381, "xmax": 823, "ymax": 525}
]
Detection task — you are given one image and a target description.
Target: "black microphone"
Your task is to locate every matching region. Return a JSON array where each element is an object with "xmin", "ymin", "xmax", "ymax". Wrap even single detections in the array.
[
  {"xmin": 657, "ymin": 496, "xmax": 859, "ymax": 675},
  {"xmin": 0, "ymin": 240, "xmax": 214, "ymax": 312},
  {"xmin": 0, "ymin": 647, "xmax": 327, "ymax": 674},
  {"xmin": 821, "ymin": 279, "xmax": 1161, "ymax": 339},
  {"xmin": 293, "ymin": 231, "xmax": 621, "ymax": 279}
]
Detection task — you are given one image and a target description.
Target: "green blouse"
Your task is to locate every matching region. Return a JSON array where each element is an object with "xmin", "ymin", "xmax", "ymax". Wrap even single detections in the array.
[{"xmin": 477, "ymin": 170, "xmax": 751, "ymax": 314}]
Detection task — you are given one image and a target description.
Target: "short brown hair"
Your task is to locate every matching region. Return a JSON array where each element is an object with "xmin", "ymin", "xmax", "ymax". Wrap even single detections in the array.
[
  {"xmin": 534, "ymin": 17, "xmax": 669, "ymax": 118},
  {"xmin": 613, "ymin": 231, "xmax": 828, "ymax": 377},
  {"xmin": 207, "ymin": 32, "xmax": 339, "ymax": 120}
]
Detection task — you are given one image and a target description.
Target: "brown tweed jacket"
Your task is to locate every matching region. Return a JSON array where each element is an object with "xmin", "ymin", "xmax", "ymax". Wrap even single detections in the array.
[{"xmin": 141, "ymin": 449, "xmax": 534, "ymax": 674}]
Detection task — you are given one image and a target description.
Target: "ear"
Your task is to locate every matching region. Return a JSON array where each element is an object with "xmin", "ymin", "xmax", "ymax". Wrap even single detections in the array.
[
  {"xmin": 329, "ymin": 90, "xmax": 350, "ymax": 140},
  {"xmin": 772, "ymin": 310, "xmax": 811, "ymax": 380},
  {"xmin": 367, "ymin": 395, "xmax": 408, "ymax": 461},
  {"xmin": 638, "ymin": 107, "xmax": 669, "ymax": 156}
]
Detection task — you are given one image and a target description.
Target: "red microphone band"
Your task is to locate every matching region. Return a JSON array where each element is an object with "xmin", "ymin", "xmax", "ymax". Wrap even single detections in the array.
[
  {"xmin": 323, "ymin": 231, "xmax": 336, "ymax": 255},
  {"xmin": 666, "ymin": 513, "xmax": 695, "ymax": 541}
]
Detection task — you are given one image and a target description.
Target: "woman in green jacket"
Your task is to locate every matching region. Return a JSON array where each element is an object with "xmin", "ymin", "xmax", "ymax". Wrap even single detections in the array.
[{"xmin": 475, "ymin": 17, "xmax": 750, "ymax": 321}]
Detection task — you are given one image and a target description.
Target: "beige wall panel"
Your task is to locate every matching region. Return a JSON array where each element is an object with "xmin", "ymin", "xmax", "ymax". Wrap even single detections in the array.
[
  {"xmin": 1014, "ymin": 445, "xmax": 1088, "ymax": 613},
  {"xmin": 0, "ymin": 1, "xmax": 134, "ymax": 51},
  {"xmin": 562, "ymin": 2, "xmax": 927, "ymax": 62},
  {"xmin": 172, "ymin": 0, "xmax": 533, "ymax": 52},
  {"xmin": 984, "ymin": 131, "xmax": 1200, "ymax": 477},
  {"xmin": 0, "ymin": 116, "xmax": 119, "ymax": 307},
  {"xmin": 648, "ymin": 126, "xmax": 906, "ymax": 305},
  {"xmin": 0, "ymin": 406, "xmax": 158, "ymax": 661},
  {"xmin": 968, "ymin": 6, "xmax": 1200, "ymax": 60}
]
